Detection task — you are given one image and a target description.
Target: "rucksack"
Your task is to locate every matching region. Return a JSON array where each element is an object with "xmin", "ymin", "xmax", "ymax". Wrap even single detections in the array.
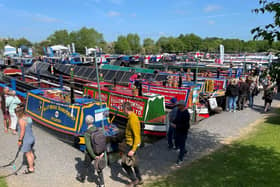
[
  {"xmin": 252, "ymin": 86, "xmax": 259, "ymax": 96},
  {"xmin": 90, "ymin": 128, "xmax": 106, "ymax": 155}
]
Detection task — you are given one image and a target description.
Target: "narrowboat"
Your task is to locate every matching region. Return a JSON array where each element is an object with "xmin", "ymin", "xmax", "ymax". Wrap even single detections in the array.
[
  {"xmin": 84, "ymin": 83, "xmax": 167, "ymax": 136},
  {"xmin": 25, "ymin": 88, "xmax": 118, "ymax": 150}
]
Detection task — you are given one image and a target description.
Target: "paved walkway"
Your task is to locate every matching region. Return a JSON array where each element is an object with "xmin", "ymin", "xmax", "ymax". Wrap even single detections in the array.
[{"xmin": 0, "ymin": 94, "xmax": 279, "ymax": 187}]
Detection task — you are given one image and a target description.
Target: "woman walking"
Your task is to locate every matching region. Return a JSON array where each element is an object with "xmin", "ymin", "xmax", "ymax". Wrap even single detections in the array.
[
  {"xmin": 6, "ymin": 91, "xmax": 21, "ymax": 134},
  {"xmin": 227, "ymin": 79, "xmax": 239, "ymax": 112},
  {"xmin": 263, "ymin": 80, "xmax": 277, "ymax": 112},
  {"xmin": 16, "ymin": 104, "xmax": 35, "ymax": 174}
]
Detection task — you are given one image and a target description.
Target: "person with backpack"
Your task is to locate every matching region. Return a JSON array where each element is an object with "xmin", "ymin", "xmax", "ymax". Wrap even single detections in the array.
[
  {"xmin": 121, "ymin": 102, "xmax": 143, "ymax": 187},
  {"xmin": 76, "ymin": 115, "xmax": 106, "ymax": 187}
]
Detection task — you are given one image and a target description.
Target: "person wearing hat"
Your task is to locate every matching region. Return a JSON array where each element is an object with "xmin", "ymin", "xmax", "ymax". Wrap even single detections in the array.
[
  {"xmin": 172, "ymin": 100, "xmax": 190, "ymax": 165},
  {"xmin": 76, "ymin": 115, "xmax": 105, "ymax": 187},
  {"xmin": 168, "ymin": 97, "xmax": 178, "ymax": 150}
]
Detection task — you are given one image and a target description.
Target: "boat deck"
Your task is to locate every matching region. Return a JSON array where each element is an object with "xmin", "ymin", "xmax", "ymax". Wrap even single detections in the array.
[
  {"xmin": 31, "ymin": 89, "xmax": 92, "ymax": 105},
  {"xmin": 89, "ymin": 82, "xmax": 137, "ymax": 96}
]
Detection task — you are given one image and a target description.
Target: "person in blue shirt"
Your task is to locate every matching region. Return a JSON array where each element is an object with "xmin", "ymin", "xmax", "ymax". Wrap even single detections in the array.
[{"xmin": 236, "ymin": 66, "xmax": 243, "ymax": 78}]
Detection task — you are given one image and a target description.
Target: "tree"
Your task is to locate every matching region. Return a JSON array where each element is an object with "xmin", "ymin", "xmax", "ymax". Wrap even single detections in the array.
[
  {"xmin": 251, "ymin": 0, "xmax": 280, "ymax": 43},
  {"xmin": 156, "ymin": 37, "xmax": 170, "ymax": 53},
  {"xmin": 69, "ymin": 27, "xmax": 104, "ymax": 54},
  {"xmin": 47, "ymin": 30, "xmax": 70, "ymax": 45},
  {"xmin": 114, "ymin": 36, "xmax": 131, "ymax": 54},
  {"xmin": 143, "ymin": 38, "xmax": 158, "ymax": 54},
  {"xmin": 243, "ymin": 40, "xmax": 258, "ymax": 52},
  {"xmin": 126, "ymin": 34, "xmax": 141, "ymax": 54},
  {"xmin": 222, "ymin": 39, "xmax": 243, "ymax": 53},
  {"xmin": 200, "ymin": 37, "xmax": 222, "ymax": 52}
]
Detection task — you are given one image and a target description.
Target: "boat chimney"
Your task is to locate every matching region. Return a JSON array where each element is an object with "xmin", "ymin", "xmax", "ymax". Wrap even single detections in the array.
[
  {"xmin": 113, "ymin": 78, "xmax": 116, "ymax": 88},
  {"xmin": 138, "ymin": 82, "xmax": 143, "ymax": 96},
  {"xmin": 37, "ymin": 68, "xmax": 41, "ymax": 87},
  {"xmin": 70, "ymin": 85, "xmax": 74, "ymax": 104},
  {"xmin": 59, "ymin": 74, "xmax": 63, "ymax": 89},
  {"xmin": 70, "ymin": 66, "xmax": 75, "ymax": 104}
]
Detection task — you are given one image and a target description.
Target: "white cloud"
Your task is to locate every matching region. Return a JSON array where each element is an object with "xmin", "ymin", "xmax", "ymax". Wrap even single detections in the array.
[
  {"xmin": 33, "ymin": 14, "xmax": 60, "ymax": 23},
  {"xmin": 207, "ymin": 12, "xmax": 241, "ymax": 18},
  {"xmin": 208, "ymin": 20, "xmax": 215, "ymax": 25},
  {"xmin": 107, "ymin": 11, "xmax": 121, "ymax": 17},
  {"xmin": 204, "ymin": 5, "xmax": 222, "ymax": 13}
]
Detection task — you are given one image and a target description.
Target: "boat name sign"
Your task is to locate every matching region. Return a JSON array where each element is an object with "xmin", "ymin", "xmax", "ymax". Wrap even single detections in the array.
[{"xmin": 43, "ymin": 105, "xmax": 76, "ymax": 121}]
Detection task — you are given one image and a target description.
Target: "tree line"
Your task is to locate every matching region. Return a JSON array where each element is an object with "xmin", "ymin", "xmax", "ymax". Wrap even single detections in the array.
[{"xmin": 1, "ymin": 28, "xmax": 279, "ymax": 56}]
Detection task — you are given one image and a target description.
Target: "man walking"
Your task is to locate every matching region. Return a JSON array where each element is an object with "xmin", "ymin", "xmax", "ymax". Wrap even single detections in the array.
[
  {"xmin": 77, "ymin": 115, "xmax": 105, "ymax": 187},
  {"xmin": 122, "ymin": 102, "xmax": 143, "ymax": 186},
  {"xmin": 173, "ymin": 100, "xmax": 190, "ymax": 165},
  {"xmin": 168, "ymin": 98, "xmax": 178, "ymax": 150}
]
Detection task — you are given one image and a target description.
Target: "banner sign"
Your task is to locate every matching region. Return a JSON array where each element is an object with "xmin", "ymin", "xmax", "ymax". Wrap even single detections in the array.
[
  {"xmin": 220, "ymin": 44, "xmax": 224, "ymax": 64},
  {"xmin": 42, "ymin": 102, "xmax": 78, "ymax": 127},
  {"xmin": 86, "ymin": 87, "xmax": 147, "ymax": 119},
  {"xmin": 142, "ymin": 84, "xmax": 190, "ymax": 104},
  {"xmin": 109, "ymin": 94, "xmax": 145, "ymax": 117}
]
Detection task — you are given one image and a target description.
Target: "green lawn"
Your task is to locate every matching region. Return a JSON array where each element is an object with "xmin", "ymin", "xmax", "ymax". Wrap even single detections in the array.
[
  {"xmin": 147, "ymin": 110, "xmax": 280, "ymax": 187},
  {"xmin": 0, "ymin": 178, "xmax": 7, "ymax": 187}
]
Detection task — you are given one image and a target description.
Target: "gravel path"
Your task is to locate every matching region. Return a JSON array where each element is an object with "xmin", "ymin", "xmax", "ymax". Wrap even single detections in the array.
[{"xmin": 0, "ymin": 94, "xmax": 279, "ymax": 187}]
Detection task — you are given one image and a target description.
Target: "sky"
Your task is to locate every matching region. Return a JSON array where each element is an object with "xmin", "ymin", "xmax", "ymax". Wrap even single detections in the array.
[{"xmin": 0, "ymin": 0, "xmax": 275, "ymax": 42}]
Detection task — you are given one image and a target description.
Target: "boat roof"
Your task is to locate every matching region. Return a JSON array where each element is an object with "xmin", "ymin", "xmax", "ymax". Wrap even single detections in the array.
[
  {"xmin": 30, "ymin": 88, "xmax": 99, "ymax": 105},
  {"xmin": 85, "ymin": 82, "xmax": 161, "ymax": 99}
]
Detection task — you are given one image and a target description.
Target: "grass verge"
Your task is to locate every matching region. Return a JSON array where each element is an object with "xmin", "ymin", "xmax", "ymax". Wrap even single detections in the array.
[
  {"xmin": 147, "ymin": 110, "xmax": 280, "ymax": 187},
  {"xmin": 0, "ymin": 178, "xmax": 7, "ymax": 187}
]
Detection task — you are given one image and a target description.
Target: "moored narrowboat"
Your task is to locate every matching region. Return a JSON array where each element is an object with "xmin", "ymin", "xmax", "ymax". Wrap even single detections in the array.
[
  {"xmin": 25, "ymin": 88, "xmax": 118, "ymax": 150},
  {"xmin": 84, "ymin": 83, "xmax": 167, "ymax": 136}
]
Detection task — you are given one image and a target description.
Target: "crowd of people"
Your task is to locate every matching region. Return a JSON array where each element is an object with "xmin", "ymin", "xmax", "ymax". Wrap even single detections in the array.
[{"xmin": 225, "ymin": 74, "xmax": 277, "ymax": 113}]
